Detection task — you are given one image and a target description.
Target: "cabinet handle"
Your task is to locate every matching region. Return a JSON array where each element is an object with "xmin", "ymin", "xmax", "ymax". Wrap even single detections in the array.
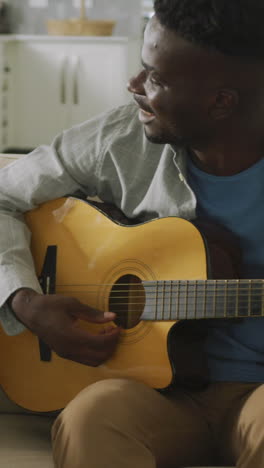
[
  {"xmin": 2, "ymin": 78, "xmax": 8, "ymax": 92},
  {"xmin": 60, "ymin": 57, "xmax": 68, "ymax": 105},
  {"xmin": 73, "ymin": 56, "xmax": 80, "ymax": 105}
]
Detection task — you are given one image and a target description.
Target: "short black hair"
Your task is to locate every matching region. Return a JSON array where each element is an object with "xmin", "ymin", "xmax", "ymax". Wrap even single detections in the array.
[{"xmin": 154, "ymin": 0, "xmax": 264, "ymax": 60}]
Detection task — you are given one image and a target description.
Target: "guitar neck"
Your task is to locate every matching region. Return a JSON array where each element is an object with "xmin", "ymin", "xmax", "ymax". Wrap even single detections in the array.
[{"xmin": 141, "ymin": 279, "xmax": 264, "ymax": 321}]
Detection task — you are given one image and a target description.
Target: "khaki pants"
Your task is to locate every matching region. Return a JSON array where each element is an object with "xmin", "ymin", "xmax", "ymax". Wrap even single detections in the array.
[{"xmin": 52, "ymin": 379, "xmax": 264, "ymax": 468}]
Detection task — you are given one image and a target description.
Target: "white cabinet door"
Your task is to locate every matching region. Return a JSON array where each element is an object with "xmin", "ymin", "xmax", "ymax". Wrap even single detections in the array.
[
  {"xmin": 12, "ymin": 42, "xmax": 70, "ymax": 149},
  {"xmin": 0, "ymin": 42, "xmax": 11, "ymax": 152},
  {"xmin": 10, "ymin": 38, "xmax": 140, "ymax": 150},
  {"xmin": 69, "ymin": 41, "xmax": 139, "ymax": 127},
  {"xmin": 0, "ymin": 43, "xmax": 4, "ymax": 151}
]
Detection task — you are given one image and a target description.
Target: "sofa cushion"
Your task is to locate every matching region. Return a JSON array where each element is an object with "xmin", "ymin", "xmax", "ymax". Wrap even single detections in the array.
[
  {"xmin": 0, "ymin": 153, "xmax": 22, "ymax": 169},
  {"xmin": 0, "ymin": 414, "xmax": 54, "ymax": 468}
]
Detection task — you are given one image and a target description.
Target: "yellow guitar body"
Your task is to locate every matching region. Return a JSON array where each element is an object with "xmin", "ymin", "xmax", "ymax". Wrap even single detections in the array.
[{"xmin": 0, "ymin": 198, "xmax": 207, "ymax": 412}]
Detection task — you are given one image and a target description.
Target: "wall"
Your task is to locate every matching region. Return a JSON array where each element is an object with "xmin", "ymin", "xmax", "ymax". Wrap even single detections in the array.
[{"xmin": 6, "ymin": 0, "xmax": 142, "ymax": 36}]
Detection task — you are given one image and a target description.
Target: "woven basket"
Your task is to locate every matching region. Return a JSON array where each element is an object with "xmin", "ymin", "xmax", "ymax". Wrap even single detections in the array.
[{"xmin": 47, "ymin": 18, "xmax": 115, "ymax": 36}]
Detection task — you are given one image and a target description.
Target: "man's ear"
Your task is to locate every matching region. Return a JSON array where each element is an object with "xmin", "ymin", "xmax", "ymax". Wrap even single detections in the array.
[{"xmin": 209, "ymin": 89, "xmax": 239, "ymax": 120}]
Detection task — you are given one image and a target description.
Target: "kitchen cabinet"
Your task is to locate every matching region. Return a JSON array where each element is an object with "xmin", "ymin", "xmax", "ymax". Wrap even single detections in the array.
[
  {"xmin": 8, "ymin": 36, "xmax": 140, "ymax": 149},
  {"xmin": 0, "ymin": 42, "xmax": 3, "ymax": 149},
  {"xmin": 0, "ymin": 40, "xmax": 12, "ymax": 150}
]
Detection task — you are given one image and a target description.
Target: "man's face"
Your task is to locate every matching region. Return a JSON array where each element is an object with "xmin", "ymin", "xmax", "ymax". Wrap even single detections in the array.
[{"xmin": 128, "ymin": 16, "xmax": 218, "ymax": 147}]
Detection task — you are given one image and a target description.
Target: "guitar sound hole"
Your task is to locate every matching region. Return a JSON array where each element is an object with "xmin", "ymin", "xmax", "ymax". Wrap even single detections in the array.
[{"xmin": 109, "ymin": 275, "xmax": 145, "ymax": 329}]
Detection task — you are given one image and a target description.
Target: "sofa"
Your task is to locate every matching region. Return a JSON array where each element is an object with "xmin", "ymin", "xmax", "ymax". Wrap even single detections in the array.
[
  {"xmin": 0, "ymin": 154, "xmax": 54, "ymax": 467},
  {"xmin": 0, "ymin": 154, "xmax": 233, "ymax": 468}
]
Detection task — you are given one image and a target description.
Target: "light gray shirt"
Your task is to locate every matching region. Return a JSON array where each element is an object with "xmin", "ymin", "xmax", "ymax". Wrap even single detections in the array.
[{"xmin": 0, "ymin": 102, "xmax": 196, "ymax": 336}]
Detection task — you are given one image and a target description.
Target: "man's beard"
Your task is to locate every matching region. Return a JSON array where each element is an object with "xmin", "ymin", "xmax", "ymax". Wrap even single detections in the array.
[{"xmin": 144, "ymin": 127, "xmax": 188, "ymax": 147}]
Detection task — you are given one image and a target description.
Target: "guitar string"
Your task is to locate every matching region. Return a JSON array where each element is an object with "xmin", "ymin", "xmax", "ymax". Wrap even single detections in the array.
[
  {"xmin": 55, "ymin": 284, "xmax": 264, "ymax": 291},
  {"xmin": 52, "ymin": 282, "xmax": 264, "ymax": 315},
  {"xmin": 69, "ymin": 310, "xmax": 264, "ymax": 318},
  {"xmin": 55, "ymin": 281, "xmax": 264, "ymax": 286},
  {"xmin": 54, "ymin": 289, "xmax": 264, "ymax": 298},
  {"xmin": 54, "ymin": 280, "xmax": 264, "ymax": 291},
  {"xmin": 55, "ymin": 287, "xmax": 264, "ymax": 293},
  {"xmin": 53, "ymin": 290, "xmax": 264, "ymax": 318},
  {"xmin": 53, "ymin": 296, "xmax": 264, "ymax": 307}
]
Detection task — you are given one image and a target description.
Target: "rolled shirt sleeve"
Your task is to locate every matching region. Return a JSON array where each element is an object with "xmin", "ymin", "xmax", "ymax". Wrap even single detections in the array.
[{"xmin": 0, "ymin": 110, "xmax": 107, "ymax": 335}]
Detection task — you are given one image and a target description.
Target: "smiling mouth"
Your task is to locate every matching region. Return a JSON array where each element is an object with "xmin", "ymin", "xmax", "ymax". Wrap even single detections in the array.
[
  {"xmin": 133, "ymin": 96, "xmax": 155, "ymax": 123},
  {"xmin": 138, "ymin": 107, "xmax": 156, "ymax": 124},
  {"xmin": 140, "ymin": 109, "xmax": 154, "ymax": 117}
]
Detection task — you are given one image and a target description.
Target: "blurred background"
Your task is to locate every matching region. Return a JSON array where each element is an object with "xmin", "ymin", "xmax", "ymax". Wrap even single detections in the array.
[
  {"xmin": 0, "ymin": 1, "xmax": 155, "ymax": 153},
  {"xmin": 2, "ymin": 0, "xmax": 154, "ymax": 36}
]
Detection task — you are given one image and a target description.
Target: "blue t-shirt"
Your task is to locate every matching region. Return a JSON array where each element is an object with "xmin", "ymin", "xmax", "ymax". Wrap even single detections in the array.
[{"xmin": 187, "ymin": 156, "xmax": 264, "ymax": 382}]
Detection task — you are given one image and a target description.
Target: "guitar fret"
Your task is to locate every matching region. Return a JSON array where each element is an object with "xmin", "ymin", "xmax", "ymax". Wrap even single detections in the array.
[
  {"xmin": 171, "ymin": 282, "xmax": 174, "ymax": 318},
  {"xmin": 157, "ymin": 282, "xmax": 160, "ymax": 319},
  {"xmin": 216, "ymin": 280, "xmax": 222, "ymax": 317},
  {"xmin": 155, "ymin": 283, "xmax": 158, "ymax": 321},
  {"xmin": 224, "ymin": 280, "xmax": 227, "ymax": 318},
  {"xmin": 196, "ymin": 280, "xmax": 203, "ymax": 319},
  {"xmin": 187, "ymin": 280, "xmax": 195, "ymax": 320},
  {"xmin": 169, "ymin": 280, "xmax": 172, "ymax": 320},
  {"xmin": 206, "ymin": 280, "xmax": 214, "ymax": 319},
  {"xmin": 141, "ymin": 278, "xmax": 264, "ymax": 322},
  {"xmin": 185, "ymin": 281, "xmax": 188, "ymax": 319},
  {"xmin": 250, "ymin": 280, "xmax": 263, "ymax": 317},
  {"xmin": 203, "ymin": 280, "xmax": 207, "ymax": 319},
  {"xmin": 194, "ymin": 280, "xmax": 197, "ymax": 319},
  {"xmin": 248, "ymin": 279, "xmax": 252, "ymax": 318},
  {"xmin": 163, "ymin": 281, "xmax": 171, "ymax": 320},
  {"xmin": 213, "ymin": 280, "xmax": 216, "ymax": 318},
  {"xmin": 239, "ymin": 281, "xmax": 245, "ymax": 317},
  {"xmin": 235, "ymin": 280, "xmax": 239, "ymax": 318},
  {"xmin": 164, "ymin": 281, "xmax": 170, "ymax": 320},
  {"xmin": 179, "ymin": 281, "xmax": 183, "ymax": 319},
  {"xmin": 176, "ymin": 281, "xmax": 180, "ymax": 320}
]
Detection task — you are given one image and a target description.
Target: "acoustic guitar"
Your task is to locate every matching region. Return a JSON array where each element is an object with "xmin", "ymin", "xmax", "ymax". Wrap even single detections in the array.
[{"xmin": 1, "ymin": 197, "xmax": 263, "ymax": 412}]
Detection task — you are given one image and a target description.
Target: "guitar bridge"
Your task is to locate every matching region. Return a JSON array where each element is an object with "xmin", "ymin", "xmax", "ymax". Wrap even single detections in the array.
[{"xmin": 38, "ymin": 245, "xmax": 57, "ymax": 362}]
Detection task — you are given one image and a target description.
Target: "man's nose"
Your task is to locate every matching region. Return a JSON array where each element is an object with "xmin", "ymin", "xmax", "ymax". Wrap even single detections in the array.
[{"xmin": 127, "ymin": 70, "xmax": 146, "ymax": 95}]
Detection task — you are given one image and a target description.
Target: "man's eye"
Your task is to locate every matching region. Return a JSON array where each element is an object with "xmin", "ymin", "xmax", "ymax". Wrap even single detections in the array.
[{"xmin": 149, "ymin": 75, "xmax": 161, "ymax": 86}]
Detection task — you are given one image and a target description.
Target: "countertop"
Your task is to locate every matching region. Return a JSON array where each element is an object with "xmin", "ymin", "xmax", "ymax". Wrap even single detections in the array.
[{"xmin": 0, "ymin": 34, "xmax": 137, "ymax": 43}]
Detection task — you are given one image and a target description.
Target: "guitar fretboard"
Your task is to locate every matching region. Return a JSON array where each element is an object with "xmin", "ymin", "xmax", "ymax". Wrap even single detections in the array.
[{"xmin": 141, "ymin": 279, "xmax": 264, "ymax": 321}]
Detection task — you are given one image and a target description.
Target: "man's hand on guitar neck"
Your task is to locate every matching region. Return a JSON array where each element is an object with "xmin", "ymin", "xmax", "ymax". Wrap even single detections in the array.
[{"xmin": 9, "ymin": 288, "xmax": 121, "ymax": 366}]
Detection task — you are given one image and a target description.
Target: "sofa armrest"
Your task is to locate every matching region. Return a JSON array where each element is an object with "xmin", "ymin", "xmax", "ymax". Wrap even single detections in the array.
[{"xmin": 0, "ymin": 153, "xmax": 25, "ymax": 169}]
